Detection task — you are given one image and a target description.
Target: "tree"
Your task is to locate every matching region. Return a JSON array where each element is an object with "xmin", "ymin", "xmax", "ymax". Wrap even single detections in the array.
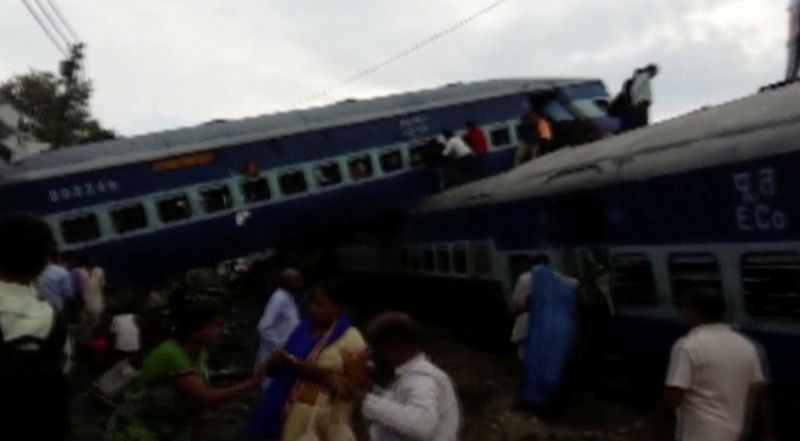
[{"xmin": 0, "ymin": 70, "xmax": 115, "ymax": 148}]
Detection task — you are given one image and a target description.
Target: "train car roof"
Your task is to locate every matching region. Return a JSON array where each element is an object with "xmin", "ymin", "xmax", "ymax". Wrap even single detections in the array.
[
  {"xmin": 0, "ymin": 77, "xmax": 595, "ymax": 182},
  {"xmin": 414, "ymin": 83, "xmax": 800, "ymax": 213}
]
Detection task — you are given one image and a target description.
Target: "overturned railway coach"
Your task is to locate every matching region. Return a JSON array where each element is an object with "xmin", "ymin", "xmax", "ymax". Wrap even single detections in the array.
[
  {"xmin": 337, "ymin": 84, "xmax": 800, "ymax": 438},
  {"xmin": 0, "ymin": 78, "xmax": 616, "ymax": 284}
]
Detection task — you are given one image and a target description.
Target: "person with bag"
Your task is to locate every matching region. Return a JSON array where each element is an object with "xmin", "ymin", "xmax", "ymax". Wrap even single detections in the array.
[
  {"xmin": 105, "ymin": 300, "xmax": 268, "ymax": 441},
  {"xmin": 247, "ymin": 279, "xmax": 366, "ymax": 441},
  {"xmin": 0, "ymin": 213, "xmax": 70, "ymax": 440}
]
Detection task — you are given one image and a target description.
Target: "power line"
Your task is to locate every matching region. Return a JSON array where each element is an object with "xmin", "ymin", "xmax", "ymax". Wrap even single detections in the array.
[
  {"xmin": 33, "ymin": 0, "xmax": 74, "ymax": 48},
  {"xmin": 291, "ymin": 0, "xmax": 513, "ymax": 109},
  {"xmin": 44, "ymin": 0, "xmax": 81, "ymax": 42},
  {"xmin": 20, "ymin": 0, "xmax": 67, "ymax": 55}
]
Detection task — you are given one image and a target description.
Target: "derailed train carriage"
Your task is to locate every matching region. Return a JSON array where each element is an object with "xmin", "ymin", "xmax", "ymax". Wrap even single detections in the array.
[
  {"xmin": 0, "ymin": 78, "xmax": 615, "ymax": 285},
  {"xmin": 336, "ymin": 84, "xmax": 800, "ymax": 438}
]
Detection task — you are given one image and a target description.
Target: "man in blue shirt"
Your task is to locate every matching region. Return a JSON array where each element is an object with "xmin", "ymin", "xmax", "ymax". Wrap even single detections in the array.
[
  {"xmin": 36, "ymin": 252, "xmax": 75, "ymax": 313},
  {"xmin": 255, "ymin": 268, "xmax": 303, "ymax": 387}
]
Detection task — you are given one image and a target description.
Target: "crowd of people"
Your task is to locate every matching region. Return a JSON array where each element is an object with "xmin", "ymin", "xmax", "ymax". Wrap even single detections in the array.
[
  {"xmin": 0, "ymin": 211, "xmax": 780, "ymax": 441},
  {"xmin": 508, "ymin": 255, "xmax": 776, "ymax": 441},
  {"xmin": 0, "ymin": 213, "xmax": 462, "ymax": 441}
]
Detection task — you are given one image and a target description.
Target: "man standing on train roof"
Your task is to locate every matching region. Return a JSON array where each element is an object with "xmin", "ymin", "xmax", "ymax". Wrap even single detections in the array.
[
  {"xmin": 254, "ymin": 268, "xmax": 303, "ymax": 388},
  {"xmin": 663, "ymin": 288, "xmax": 775, "ymax": 441},
  {"xmin": 787, "ymin": 0, "xmax": 800, "ymax": 80},
  {"xmin": 629, "ymin": 64, "xmax": 658, "ymax": 129}
]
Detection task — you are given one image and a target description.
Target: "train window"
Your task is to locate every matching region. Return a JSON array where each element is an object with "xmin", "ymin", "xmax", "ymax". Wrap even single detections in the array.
[
  {"xmin": 409, "ymin": 145, "xmax": 427, "ymax": 167},
  {"xmin": 508, "ymin": 254, "xmax": 533, "ymax": 282},
  {"xmin": 241, "ymin": 177, "xmax": 271, "ymax": 203},
  {"xmin": 157, "ymin": 194, "xmax": 192, "ymax": 223},
  {"xmin": 470, "ymin": 241, "xmax": 493, "ymax": 276},
  {"xmin": 453, "ymin": 245, "xmax": 468, "ymax": 274},
  {"xmin": 348, "ymin": 155, "xmax": 374, "ymax": 181},
  {"xmin": 611, "ymin": 253, "xmax": 657, "ymax": 306},
  {"xmin": 490, "ymin": 126, "xmax": 511, "ymax": 147},
  {"xmin": 380, "ymin": 150, "xmax": 404, "ymax": 173},
  {"xmin": 409, "ymin": 248, "xmax": 421, "ymax": 272},
  {"xmin": 741, "ymin": 253, "xmax": 800, "ymax": 321},
  {"xmin": 200, "ymin": 185, "xmax": 232, "ymax": 213},
  {"xmin": 436, "ymin": 247, "xmax": 451, "ymax": 273},
  {"xmin": 400, "ymin": 247, "xmax": 410, "ymax": 269},
  {"xmin": 110, "ymin": 204, "xmax": 148, "ymax": 234},
  {"xmin": 314, "ymin": 162, "xmax": 342, "ymax": 187},
  {"xmin": 278, "ymin": 170, "xmax": 308, "ymax": 195},
  {"xmin": 668, "ymin": 253, "xmax": 722, "ymax": 309},
  {"xmin": 61, "ymin": 213, "xmax": 101, "ymax": 244},
  {"xmin": 422, "ymin": 247, "xmax": 435, "ymax": 272}
]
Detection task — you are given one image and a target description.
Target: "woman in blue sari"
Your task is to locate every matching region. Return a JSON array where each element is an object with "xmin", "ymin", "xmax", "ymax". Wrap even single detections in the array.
[
  {"xmin": 248, "ymin": 280, "xmax": 366, "ymax": 441},
  {"xmin": 519, "ymin": 262, "xmax": 579, "ymax": 408}
]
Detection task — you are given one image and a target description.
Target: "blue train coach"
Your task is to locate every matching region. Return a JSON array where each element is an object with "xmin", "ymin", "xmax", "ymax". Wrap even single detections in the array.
[
  {"xmin": 336, "ymin": 84, "xmax": 800, "ymax": 438},
  {"xmin": 0, "ymin": 78, "xmax": 616, "ymax": 284}
]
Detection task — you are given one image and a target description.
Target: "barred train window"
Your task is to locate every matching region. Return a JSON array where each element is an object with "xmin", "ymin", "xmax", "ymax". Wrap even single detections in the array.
[
  {"xmin": 453, "ymin": 245, "xmax": 468, "ymax": 275},
  {"xmin": 409, "ymin": 248, "xmax": 421, "ymax": 272},
  {"xmin": 278, "ymin": 170, "xmax": 308, "ymax": 195},
  {"xmin": 380, "ymin": 150, "xmax": 403, "ymax": 173},
  {"xmin": 436, "ymin": 247, "xmax": 451, "ymax": 273},
  {"xmin": 241, "ymin": 178, "xmax": 271, "ymax": 203},
  {"xmin": 741, "ymin": 253, "xmax": 800, "ymax": 320},
  {"xmin": 111, "ymin": 204, "xmax": 148, "ymax": 234},
  {"xmin": 348, "ymin": 155, "xmax": 374, "ymax": 181},
  {"xmin": 422, "ymin": 247, "xmax": 435, "ymax": 272},
  {"xmin": 490, "ymin": 126, "xmax": 511, "ymax": 147},
  {"xmin": 611, "ymin": 253, "xmax": 657, "ymax": 306},
  {"xmin": 668, "ymin": 253, "xmax": 721, "ymax": 309},
  {"xmin": 508, "ymin": 254, "xmax": 534, "ymax": 282},
  {"xmin": 470, "ymin": 241, "xmax": 493, "ymax": 276},
  {"xmin": 61, "ymin": 213, "xmax": 101, "ymax": 244},
  {"xmin": 400, "ymin": 247, "xmax": 410, "ymax": 269},
  {"xmin": 158, "ymin": 194, "xmax": 192, "ymax": 223},
  {"xmin": 200, "ymin": 185, "xmax": 232, "ymax": 213},
  {"xmin": 315, "ymin": 162, "xmax": 342, "ymax": 187}
]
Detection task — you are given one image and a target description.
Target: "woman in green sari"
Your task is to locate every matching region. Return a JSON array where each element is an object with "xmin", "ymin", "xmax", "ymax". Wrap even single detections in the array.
[{"xmin": 106, "ymin": 301, "xmax": 266, "ymax": 441}]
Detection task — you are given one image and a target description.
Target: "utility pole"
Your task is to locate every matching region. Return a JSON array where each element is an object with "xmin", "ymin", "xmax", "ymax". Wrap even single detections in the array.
[{"xmin": 54, "ymin": 43, "xmax": 84, "ymax": 148}]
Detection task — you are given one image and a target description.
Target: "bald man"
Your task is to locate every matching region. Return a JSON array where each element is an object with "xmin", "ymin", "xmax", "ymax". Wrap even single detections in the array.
[{"xmin": 255, "ymin": 269, "xmax": 303, "ymax": 387}]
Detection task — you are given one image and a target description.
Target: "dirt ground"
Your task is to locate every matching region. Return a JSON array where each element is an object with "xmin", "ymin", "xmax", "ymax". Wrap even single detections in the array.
[{"xmin": 67, "ymin": 284, "xmax": 658, "ymax": 441}]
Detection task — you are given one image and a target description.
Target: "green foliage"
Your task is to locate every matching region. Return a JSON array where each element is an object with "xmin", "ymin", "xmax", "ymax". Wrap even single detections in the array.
[{"xmin": 0, "ymin": 70, "xmax": 115, "ymax": 148}]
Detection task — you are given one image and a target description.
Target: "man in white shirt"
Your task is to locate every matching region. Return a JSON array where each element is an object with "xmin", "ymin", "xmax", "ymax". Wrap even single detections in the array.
[
  {"xmin": 355, "ymin": 312, "xmax": 460, "ymax": 441},
  {"xmin": 439, "ymin": 131, "xmax": 473, "ymax": 159},
  {"xmin": 255, "ymin": 268, "xmax": 303, "ymax": 386},
  {"xmin": 629, "ymin": 64, "xmax": 658, "ymax": 129},
  {"xmin": 788, "ymin": 0, "xmax": 800, "ymax": 80},
  {"xmin": 664, "ymin": 288, "xmax": 775, "ymax": 441}
]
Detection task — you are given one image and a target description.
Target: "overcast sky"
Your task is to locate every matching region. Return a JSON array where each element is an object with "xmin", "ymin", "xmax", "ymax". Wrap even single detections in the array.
[{"xmin": 0, "ymin": 0, "xmax": 787, "ymax": 136}]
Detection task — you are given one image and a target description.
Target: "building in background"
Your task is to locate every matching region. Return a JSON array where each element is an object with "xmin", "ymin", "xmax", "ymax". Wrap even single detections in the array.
[{"xmin": 0, "ymin": 98, "xmax": 49, "ymax": 164}]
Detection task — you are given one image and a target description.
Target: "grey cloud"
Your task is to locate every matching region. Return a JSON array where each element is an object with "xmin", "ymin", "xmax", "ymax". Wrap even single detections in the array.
[{"xmin": 0, "ymin": 0, "xmax": 786, "ymax": 135}]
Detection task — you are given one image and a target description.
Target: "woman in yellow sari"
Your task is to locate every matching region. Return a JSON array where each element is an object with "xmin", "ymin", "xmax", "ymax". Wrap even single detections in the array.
[{"xmin": 248, "ymin": 280, "xmax": 366, "ymax": 441}]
